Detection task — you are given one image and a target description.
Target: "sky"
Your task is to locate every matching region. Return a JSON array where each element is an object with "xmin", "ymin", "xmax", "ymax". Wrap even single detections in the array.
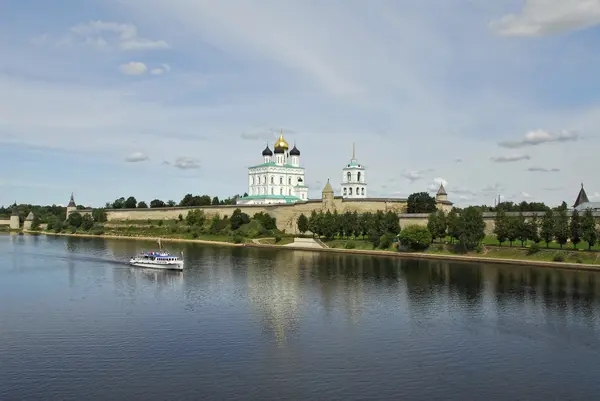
[{"xmin": 2, "ymin": 0, "xmax": 600, "ymax": 208}]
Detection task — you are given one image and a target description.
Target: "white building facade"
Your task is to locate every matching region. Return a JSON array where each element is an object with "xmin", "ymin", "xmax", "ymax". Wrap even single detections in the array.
[
  {"xmin": 341, "ymin": 143, "xmax": 367, "ymax": 199},
  {"xmin": 237, "ymin": 130, "xmax": 309, "ymax": 205}
]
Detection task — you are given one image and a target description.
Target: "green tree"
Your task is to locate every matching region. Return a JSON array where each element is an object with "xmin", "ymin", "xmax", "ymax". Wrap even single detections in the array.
[
  {"xmin": 186, "ymin": 209, "xmax": 206, "ymax": 226},
  {"xmin": 368, "ymin": 229, "xmax": 380, "ymax": 248},
  {"xmin": 137, "ymin": 201, "xmax": 148, "ymax": 208},
  {"xmin": 332, "ymin": 210, "xmax": 341, "ymax": 238},
  {"xmin": 540, "ymin": 209, "xmax": 555, "ymax": 248},
  {"xmin": 506, "ymin": 215, "xmax": 519, "ymax": 247},
  {"xmin": 92, "ymin": 208, "xmax": 107, "ymax": 223},
  {"xmin": 435, "ymin": 210, "xmax": 447, "ymax": 240},
  {"xmin": 111, "ymin": 197, "xmax": 125, "ymax": 209},
  {"xmin": 446, "ymin": 208, "xmax": 459, "ymax": 243},
  {"xmin": 31, "ymin": 215, "xmax": 41, "ymax": 231},
  {"xmin": 399, "ymin": 225, "xmax": 432, "ymax": 251},
  {"xmin": 493, "ymin": 209, "xmax": 508, "ymax": 246},
  {"xmin": 516, "ymin": 212, "xmax": 530, "ymax": 247},
  {"xmin": 427, "ymin": 211, "xmax": 440, "ymax": 242},
  {"xmin": 124, "ymin": 196, "xmax": 137, "ymax": 209},
  {"xmin": 81, "ymin": 214, "xmax": 94, "ymax": 231},
  {"xmin": 383, "ymin": 211, "xmax": 401, "ymax": 235},
  {"xmin": 230, "ymin": 208, "xmax": 250, "ymax": 230},
  {"xmin": 554, "ymin": 209, "xmax": 569, "ymax": 248},
  {"xmin": 569, "ymin": 209, "xmax": 582, "ymax": 249},
  {"xmin": 456, "ymin": 206, "xmax": 485, "ymax": 250},
  {"xmin": 308, "ymin": 210, "xmax": 321, "ymax": 237},
  {"xmin": 67, "ymin": 212, "xmax": 83, "ymax": 228},
  {"xmin": 297, "ymin": 213, "xmax": 309, "ymax": 234},
  {"xmin": 150, "ymin": 199, "xmax": 166, "ymax": 208},
  {"xmin": 528, "ymin": 214, "xmax": 541, "ymax": 244},
  {"xmin": 350, "ymin": 211, "xmax": 360, "ymax": 238},
  {"xmin": 406, "ymin": 192, "xmax": 437, "ymax": 214},
  {"xmin": 359, "ymin": 212, "xmax": 373, "ymax": 239},
  {"xmin": 212, "ymin": 196, "xmax": 220, "ymax": 205},
  {"xmin": 582, "ymin": 209, "xmax": 597, "ymax": 250},
  {"xmin": 167, "ymin": 200, "xmax": 176, "ymax": 207},
  {"xmin": 322, "ymin": 211, "xmax": 336, "ymax": 239}
]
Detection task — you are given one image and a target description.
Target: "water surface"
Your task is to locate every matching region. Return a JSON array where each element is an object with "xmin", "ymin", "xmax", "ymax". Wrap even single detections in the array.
[{"xmin": 2, "ymin": 234, "xmax": 600, "ymax": 400}]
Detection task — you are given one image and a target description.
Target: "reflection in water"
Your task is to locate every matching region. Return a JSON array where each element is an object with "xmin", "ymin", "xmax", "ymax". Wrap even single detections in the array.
[{"xmin": 4, "ymin": 235, "xmax": 600, "ymax": 401}]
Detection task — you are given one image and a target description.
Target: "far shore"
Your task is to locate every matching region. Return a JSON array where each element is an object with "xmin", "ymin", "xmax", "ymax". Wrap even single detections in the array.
[{"xmin": 17, "ymin": 230, "xmax": 600, "ymax": 273}]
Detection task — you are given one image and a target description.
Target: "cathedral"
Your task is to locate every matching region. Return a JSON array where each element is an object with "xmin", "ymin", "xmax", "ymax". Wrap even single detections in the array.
[
  {"xmin": 237, "ymin": 130, "xmax": 309, "ymax": 205},
  {"xmin": 340, "ymin": 143, "xmax": 367, "ymax": 199}
]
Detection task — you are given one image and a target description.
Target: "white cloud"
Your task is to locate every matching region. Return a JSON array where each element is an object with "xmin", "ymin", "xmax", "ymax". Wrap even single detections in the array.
[
  {"xmin": 401, "ymin": 169, "xmax": 433, "ymax": 182},
  {"xmin": 498, "ymin": 130, "xmax": 579, "ymax": 148},
  {"xmin": 125, "ymin": 151, "xmax": 148, "ymax": 162},
  {"xmin": 150, "ymin": 64, "xmax": 171, "ymax": 75},
  {"xmin": 37, "ymin": 20, "xmax": 169, "ymax": 51},
  {"xmin": 172, "ymin": 157, "xmax": 201, "ymax": 170},
  {"xmin": 428, "ymin": 177, "xmax": 447, "ymax": 192},
  {"xmin": 119, "ymin": 61, "xmax": 148, "ymax": 75},
  {"xmin": 491, "ymin": 154, "xmax": 531, "ymax": 163},
  {"xmin": 521, "ymin": 191, "xmax": 532, "ymax": 198},
  {"xmin": 491, "ymin": 0, "xmax": 600, "ymax": 37},
  {"xmin": 527, "ymin": 166, "xmax": 560, "ymax": 173}
]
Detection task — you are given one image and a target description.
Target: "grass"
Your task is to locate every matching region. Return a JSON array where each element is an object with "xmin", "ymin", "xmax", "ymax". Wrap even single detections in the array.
[
  {"xmin": 254, "ymin": 237, "xmax": 295, "ymax": 245},
  {"xmin": 478, "ymin": 235, "xmax": 600, "ymax": 251},
  {"xmin": 323, "ymin": 238, "xmax": 397, "ymax": 251}
]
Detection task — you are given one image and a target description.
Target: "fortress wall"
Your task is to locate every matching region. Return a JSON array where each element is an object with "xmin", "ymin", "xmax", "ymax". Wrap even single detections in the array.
[{"xmin": 0, "ymin": 219, "xmax": 11, "ymax": 226}]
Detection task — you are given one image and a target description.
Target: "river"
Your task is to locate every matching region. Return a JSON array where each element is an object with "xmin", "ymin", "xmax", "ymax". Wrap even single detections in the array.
[{"xmin": 2, "ymin": 234, "xmax": 600, "ymax": 400}]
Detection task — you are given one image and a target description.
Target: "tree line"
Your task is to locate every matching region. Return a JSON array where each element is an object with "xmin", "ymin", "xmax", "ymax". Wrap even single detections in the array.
[
  {"xmin": 106, "ymin": 192, "xmax": 250, "ymax": 209},
  {"xmin": 493, "ymin": 208, "xmax": 598, "ymax": 249}
]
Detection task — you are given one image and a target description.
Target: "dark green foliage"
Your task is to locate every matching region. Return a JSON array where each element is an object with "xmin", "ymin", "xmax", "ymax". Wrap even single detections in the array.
[
  {"xmin": 297, "ymin": 213, "xmax": 309, "ymax": 234},
  {"xmin": 399, "ymin": 225, "xmax": 432, "ymax": 251},
  {"xmin": 506, "ymin": 215, "xmax": 519, "ymax": 247},
  {"xmin": 186, "ymin": 209, "xmax": 206, "ymax": 226},
  {"xmin": 180, "ymin": 194, "xmax": 212, "ymax": 207},
  {"xmin": 253, "ymin": 212, "xmax": 277, "ymax": 230},
  {"xmin": 157, "ymin": 220, "xmax": 164, "ymax": 226},
  {"xmin": 150, "ymin": 199, "xmax": 166, "ymax": 208},
  {"xmin": 92, "ymin": 225, "xmax": 105, "ymax": 235},
  {"xmin": 378, "ymin": 233, "xmax": 393, "ymax": 249},
  {"xmin": 553, "ymin": 253, "xmax": 565, "ymax": 262},
  {"xmin": 427, "ymin": 210, "xmax": 447, "ymax": 242},
  {"xmin": 92, "ymin": 209, "xmax": 107, "ymax": 223},
  {"xmin": 516, "ymin": 212, "xmax": 530, "ymax": 247},
  {"xmin": 178, "ymin": 214, "xmax": 183, "ymax": 222},
  {"xmin": 540, "ymin": 209, "xmax": 554, "ymax": 248},
  {"xmin": 53, "ymin": 219, "xmax": 63, "ymax": 233},
  {"xmin": 67, "ymin": 212, "xmax": 83, "ymax": 228},
  {"xmin": 212, "ymin": 197, "xmax": 220, "ymax": 205},
  {"xmin": 527, "ymin": 243, "xmax": 541, "ymax": 255},
  {"xmin": 31, "ymin": 215, "xmax": 41, "ymax": 231},
  {"xmin": 406, "ymin": 192, "xmax": 437, "ymax": 214},
  {"xmin": 274, "ymin": 234, "xmax": 282, "ymax": 243},
  {"xmin": 368, "ymin": 229, "xmax": 380, "ymax": 249},
  {"xmin": 554, "ymin": 209, "xmax": 569, "ymax": 248},
  {"xmin": 232, "ymin": 233, "xmax": 244, "ymax": 244},
  {"xmin": 210, "ymin": 215, "xmax": 229, "ymax": 234},
  {"xmin": 456, "ymin": 206, "xmax": 485, "ymax": 250},
  {"xmin": 493, "ymin": 209, "xmax": 508, "ymax": 246},
  {"xmin": 167, "ymin": 200, "xmax": 176, "ymax": 207},
  {"xmin": 345, "ymin": 241, "xmax": 356, "ymax": 249},
  {"xmin": 582, "ymin": 209, "xmax": 597, "ymax": 250},
  {"xmin": 529, "ymin": 214, "xmax": 541, "ymax": 244},
  {"xmin": 383, "ymin": 211, "xmax": 401, "ymax": 235},
  {"xmin": 137, "ymin": 201, "xmax": 148, "ymax": 208},
  {"xmin": 230, "ymin": 209, "xmax": 250, "ymax": 230},
  {"xmin": 446, "ymin": 208, "xmax": 459, "ymax": 243},
  {"xmin": 81, "ymin": 215, "xmax": 94, "ymax": 231},
  {"xmin": 308, "ymin": 210, "xmax": 322, "ymax": 237},
  {"xmin": 321, "ymin": 211, "xmax": 336, "ymax": 239},
  {"xmin": 124, "ymin": 197, "xmax": 137, "ymax": 209},
  {"xmin": 359, "ymin": 212, "xmax": 372, "ymax": 238},
  {"xmin": 569, "ymin": 209, "xmax": 582, "ymax": 249}
]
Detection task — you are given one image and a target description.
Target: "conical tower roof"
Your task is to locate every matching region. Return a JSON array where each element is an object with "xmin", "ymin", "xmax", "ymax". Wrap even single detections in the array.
[
  {"xmin": 573, "ymin": 183, "xmax": 589, "ymax": 208},
  {"xmin": 10, "ymin": 202, "xmax": 18, "ymax": 216},
  {"xmin": 25, "ymin": 212, "xmax": 34, "ymax": 221},
  {"xmin": 67, "ymin": 192, "xmax": 76, "ymax": 207},
  {"xmin": 437, "ymin": 183, "xmax": 447, "ymax": 196},
  {"xmin": 322, "ymin": 179, "xmax": 334, "ymax": 194}
]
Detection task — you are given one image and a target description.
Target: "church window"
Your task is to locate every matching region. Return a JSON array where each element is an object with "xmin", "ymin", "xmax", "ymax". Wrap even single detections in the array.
[
  {"xmin": 343, "ymin": 187, "xmax": 347, "ymax": 195},
  {"xmin": 280, "ymin": 176, "xmax": 283, "ymax": 184},
  {"xmin": 357, "ymin": 172, "xmax": 361, "ymax": 182},
  {"xmin": 263, "ymin": 175, "xmax": 266, "ymax": 183},
  {"xmin": 356, "ymin": 187, "xmax": 359, "ymax": 194},
  {"xmin": 280, "ymin": 188, "xmax": 283, "ymax": 195},
  {"xmin": 302, "ymin": 194, "xmax": 305, "ymax": 199},
  {"xmin": 271, "ymin": 188, "xmax": 274, "ymax": 195},
  {"xmin": 252, "ymin": 176, "xmax": 254, "ymax": 185},
  {"xmin": 349, "ymin": 187, "xmax": 353, "ymax": 195},
  {"xmin": 288, "ymin": 177, "xmax": 291, "ymax": 185},
  {"xmin": 271, "ymin": 176, "xmax": 274, "ymax": 184},
  {"xmin": 289, "ymin": 189, "xmax": 291, "ymax": 195},
  {"xmin": 347, "ymin": 172, "xmax": 351, "ymax": 182},
  {"xmin": 361, "ymin": 188, "xmax": 365, "ymax": 195}
]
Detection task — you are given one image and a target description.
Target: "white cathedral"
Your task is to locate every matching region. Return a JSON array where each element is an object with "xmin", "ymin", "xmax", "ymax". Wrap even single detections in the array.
[{"xmin": 237, "ymin": 131, "xmax": 368, "ymax": 205}]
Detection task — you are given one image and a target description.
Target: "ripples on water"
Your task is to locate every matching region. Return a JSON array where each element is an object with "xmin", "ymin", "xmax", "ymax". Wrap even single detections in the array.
[{"xmin": 1, "ymin": 234, "xmax": 600, "ymax": 400}]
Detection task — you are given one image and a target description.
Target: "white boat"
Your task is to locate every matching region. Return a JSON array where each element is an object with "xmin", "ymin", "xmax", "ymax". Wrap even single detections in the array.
[{"xmin": 129, "ymin": 239, "xmax": 184, "ymax": 271}]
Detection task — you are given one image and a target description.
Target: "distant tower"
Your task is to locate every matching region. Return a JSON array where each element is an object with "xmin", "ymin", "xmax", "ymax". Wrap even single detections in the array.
[
  {"xmin": 573, "ymin": 182, "xmax": 589, "ymax": 209},
  {"xmin": 322, "ymin": 179, "xmax": 335, "ymax": 210},
  {"xmin": 66, "ymin": 193, "xmax": 77, "ymax": 219},
  {"xmin": 23, "ymin": 212, "xmax": 35, "ymax": 230},
  {"xmin": 10, "ymin": 202, "xmax": 20, "ymax": 230},
  {"xmin": 436, "ymin": 183, "xmax": 448, "ymax": 203},
  {"xmin": 341, "ymin": 143, "xmax": 367, "ymax": 199}
]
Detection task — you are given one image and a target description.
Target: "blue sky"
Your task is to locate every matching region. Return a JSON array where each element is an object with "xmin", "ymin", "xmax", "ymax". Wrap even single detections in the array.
[{"xmin": 2, "ymin": 0, "xmax": 600, "ymax": 207}]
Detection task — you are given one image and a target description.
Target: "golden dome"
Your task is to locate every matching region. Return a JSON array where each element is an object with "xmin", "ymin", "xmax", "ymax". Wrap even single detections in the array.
[{"xmin": 274, "ymin": 129, "xmax": 289, "ymax": 150}]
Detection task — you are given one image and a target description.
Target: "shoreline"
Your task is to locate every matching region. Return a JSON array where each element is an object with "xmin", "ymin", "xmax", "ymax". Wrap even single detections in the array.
[{"xmin": 20, "ymin": 231, "xmax": 600, "ymax": 272}]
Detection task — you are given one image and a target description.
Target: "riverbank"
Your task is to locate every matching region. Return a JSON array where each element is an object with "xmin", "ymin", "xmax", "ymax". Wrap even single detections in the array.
[{"xmin": 21, "ymin": 230, "xmax": 600, "ymax": 272}]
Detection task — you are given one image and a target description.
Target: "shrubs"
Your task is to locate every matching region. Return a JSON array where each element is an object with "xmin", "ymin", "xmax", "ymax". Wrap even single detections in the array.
[
  {"xmin": 398, "ymin": 225, "xmax": 432, "ymax": 251},
  {"xmin": 232, "ymin": 233, "xmax": 244, "ymax": 244},
  {"xmin": 378, "ymin": 233, "xmax": 393, "ymax": 249},
  {"xmin": 527, "ymin": 243, "xmax": 541, "ymax": 255},
  {"xmin": 552, "ymin": 253, "xmax": 565, "ymax": 262},
  {"xmin": 344, "ymin": 241, "xmax": 356, "ymax": 249}
]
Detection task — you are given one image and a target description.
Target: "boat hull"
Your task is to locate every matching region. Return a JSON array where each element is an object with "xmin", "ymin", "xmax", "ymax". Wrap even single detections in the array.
[{"xmin": 129, "ymin": 260, "xmax": 184, "ymax": 271}]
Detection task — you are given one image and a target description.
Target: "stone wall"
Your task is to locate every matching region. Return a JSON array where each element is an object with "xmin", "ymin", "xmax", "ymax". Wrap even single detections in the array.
[{"xmin": 0, "ymin": 219, "xmax": 11, "ymax": 227}]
